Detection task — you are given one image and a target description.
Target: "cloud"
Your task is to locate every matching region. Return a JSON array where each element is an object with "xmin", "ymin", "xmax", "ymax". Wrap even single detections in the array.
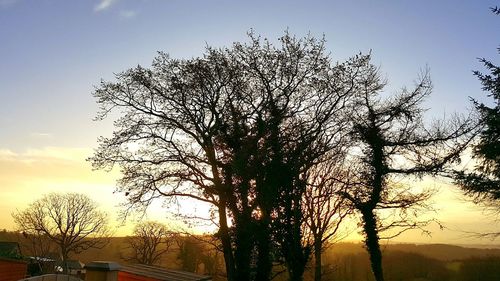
[
  {"xmin": 0, "ymin": 149, "xmax": 16, "ymax": 159},
  {"xmin": 30, "ymin": 132, "xmax": 53, "ymax": 138},
  {"xmin": 0, "ymin": 147, "xmax": 115, "ymax": 179},
  {"xmin": 0, "ymin": 146, "xmax": 122, "ymax": 233},
  {"xmin": 94, "ymin": 0, "xmax": 119, "ymax": 12},
  {"xmin": 119, "ymin": 10, "xmax": 137, "ymax": 19}
]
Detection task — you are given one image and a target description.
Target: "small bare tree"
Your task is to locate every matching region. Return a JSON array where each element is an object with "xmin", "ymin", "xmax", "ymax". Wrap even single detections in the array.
[
  {"xmin": 12, "ymin": 193, "xmax": 110, "ymax": 273},
  {"xmin": 303, "ymin": 160, "xmax": 352, "ymax": 281},
  {"xmin": 125, "ymin": 221, "xmax": 174, "ymax": 265},
  {"xmin": 19, "ymin": 230, "xmax": 55, "ymax": 259},
  {"xmin": 19, "ymin": 230, "xmax": 57, "ymax": 274}
]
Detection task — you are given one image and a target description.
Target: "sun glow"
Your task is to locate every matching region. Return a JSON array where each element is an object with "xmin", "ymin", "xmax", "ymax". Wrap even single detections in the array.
[{"xmin": 0, "ymin": 144, "xmax": 496, "ymax": 244}]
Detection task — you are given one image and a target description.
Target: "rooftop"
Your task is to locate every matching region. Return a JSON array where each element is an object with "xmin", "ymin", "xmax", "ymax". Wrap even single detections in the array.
[{"xmin": 120, "ymin": 264, "xmax": 212, "ymax": 281}]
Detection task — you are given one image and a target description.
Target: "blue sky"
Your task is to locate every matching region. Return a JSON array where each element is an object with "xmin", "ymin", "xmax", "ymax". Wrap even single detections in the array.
[
  {"xmin": 1, "ymin": 0, "xmax": 498, "ymax": 151},
  {"xmin": 0, "ymin": 0, "xmax": 499, "ymax": 241}
]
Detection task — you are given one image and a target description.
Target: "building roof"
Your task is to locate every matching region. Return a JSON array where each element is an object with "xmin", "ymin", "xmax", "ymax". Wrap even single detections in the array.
[
  {"xmin": 28, "ymin": 256, "xmax": 56, "ymax": 262},
  {"xmin": 120, "ymin": 264, "xmax": 212, "ymax": 281},
  {"xmin": 62, "ymin": 260, "xmax": 85, "ymax": 270},
  {"xmin": 18, "ymin": 274, "xmax": 83, "ymax": 281}
]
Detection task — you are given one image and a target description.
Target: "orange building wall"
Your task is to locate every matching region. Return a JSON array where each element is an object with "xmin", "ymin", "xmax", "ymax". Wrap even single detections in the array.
[
  {"xmin": 0, "ymin": 258, "xmax": 27, "ymax": 281},
  {"xmin": 118, "ymin": 271, "xmax": 159, "ymax": 281}
]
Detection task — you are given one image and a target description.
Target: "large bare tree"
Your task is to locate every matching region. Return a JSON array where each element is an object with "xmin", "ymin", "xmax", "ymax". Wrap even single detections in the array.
[
  {"xmin": 90, "ymin": 32, "xmax": 369, "ymax": 281},
  {"xmin": 12, "ymin": 193, "xmax": 110, "ymax": 273}
]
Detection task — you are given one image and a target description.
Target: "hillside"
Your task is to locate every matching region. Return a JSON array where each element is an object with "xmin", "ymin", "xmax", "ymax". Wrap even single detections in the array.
[
  {"xmin": 327, "ymin": 242, "xmax": 500, "ymax": 261},
  {"xmin": 386, "ymin": 243, "xmax": 500, "ymax": 261},
  {"xmin": 2, "ymin": 230, "xmax": 500, "ymax": 264}
]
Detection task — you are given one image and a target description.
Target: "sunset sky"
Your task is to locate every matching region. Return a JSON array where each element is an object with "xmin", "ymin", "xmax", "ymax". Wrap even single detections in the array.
[{"xmin": 1, "ymin": 0, "xmax": 499, "ymax": 244}]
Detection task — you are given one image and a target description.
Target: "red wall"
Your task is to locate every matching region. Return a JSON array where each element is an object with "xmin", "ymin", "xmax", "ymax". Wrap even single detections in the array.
[
  {"xmin": 118, "ymin": 271, "xmax": 159, "ymax": 281},
  {"xmin": 0, "ymin": 258, "xmax": 27, "ymax": 281}
]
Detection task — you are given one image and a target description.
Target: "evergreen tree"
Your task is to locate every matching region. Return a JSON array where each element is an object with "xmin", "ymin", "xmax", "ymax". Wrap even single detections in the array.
[{"xmin": 455, "ymin": 8, "xmax": 500, "ymax": 207}]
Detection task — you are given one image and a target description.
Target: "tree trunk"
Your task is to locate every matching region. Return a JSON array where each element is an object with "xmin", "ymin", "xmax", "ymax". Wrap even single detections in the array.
[
  {"xmin": 282, "ymin": 188, "xmax": 308, "ymax": 281},
  {"xmin": 233, "ymin": 216, "xmax": 252, "ymax": 281},
  {"xmin": 289, "ymin": 266, "xmax": 306, "ymax": 281},
  {"xmin": 255, "ymin": 215, "xmax": 272, "ymax": 281},
  {"xmin": 314, "ymin": 238, "xmax": 322, "ymax": 281},
  {"xmin": 284, "ymin": 220, "xmax": 307, "ymax": 281},
  {"xmin": 218, "ymin": 203, "xmax": 236, "ymax": 281},
  {"xmin": 61, "ymin": 247, "xmax": 69, "ymax": 274},
  {"xmin": 361, "ymin": 209, "xmax": 384, "ymax": 281}
]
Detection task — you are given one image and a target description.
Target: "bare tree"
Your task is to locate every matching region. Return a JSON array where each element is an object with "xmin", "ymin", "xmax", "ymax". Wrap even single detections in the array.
[
  {"xmin": 12, "ymin": 193, "xmax": 110, "ymax": 273},
  {"xmin": 125, "ymin": 221, "xmax": 174, "ymax": 265},
  {"xmin": 303, "ymin": 159, "xmax": 352, "ymax": 281},
  {"xmin": 19, "ymin": 231, "xmax": 55, "ymax": 259},
  {"xmin": 90, "ymin": 32, "xmax": 369, "ymax": 281},
  {"xmin": 338, "ymin": 64, "xmax": 478, "ymax": 281}
]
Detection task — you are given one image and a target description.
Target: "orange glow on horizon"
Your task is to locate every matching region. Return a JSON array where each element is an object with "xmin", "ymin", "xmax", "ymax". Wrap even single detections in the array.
[{"xmin": 0, "ymin": 146, "xmax": 497, "ymax": 245}]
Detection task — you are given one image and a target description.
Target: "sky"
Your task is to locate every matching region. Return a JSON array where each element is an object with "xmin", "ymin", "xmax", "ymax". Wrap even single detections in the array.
[{"xmin": 0, "ymin": 0, "xmax": 499, "ymax": 244}]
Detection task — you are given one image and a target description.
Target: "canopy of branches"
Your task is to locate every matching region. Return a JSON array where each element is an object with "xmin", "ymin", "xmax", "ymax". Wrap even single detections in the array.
[
  {"xmin": 91, "ymin": 32, "xmax": 477, "ymax": 281},
  {"xmin": 12, "ymin": 193, "xmax": 110, "ymax": 273}
]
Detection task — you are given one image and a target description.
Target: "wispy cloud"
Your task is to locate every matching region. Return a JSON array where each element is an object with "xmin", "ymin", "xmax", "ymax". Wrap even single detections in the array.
[
  {"xmin": 0, "ymin": 146, "xmax": 123, "ymax": 234},
  {"xmin": 94, "ymin": 0, "xmax": 119, "ymax": 12},
  {"xmin": 0, "ymin": 147, "xmax": 91, "ymax": 162},
  {"xmin": 119, "ymin": 10, "xmax": 137, "ymax": 19},
  {"xmin": 30, "ymin": 132, "xmax": 53, "ymax": 138}
]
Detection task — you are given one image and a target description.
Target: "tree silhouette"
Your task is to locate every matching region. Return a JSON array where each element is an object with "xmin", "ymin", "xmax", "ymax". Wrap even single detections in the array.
[
  {"xmin": 303, "ymin": 159, "xmax": 351, "ymax": 281},
  {"xmin": 90, "ymin": 32, "xmax": 370, "ymax": 281},
  {"xmin": 12, "ymin": 193, "xmax": 110, "ymax": 273},
  {"xmin": 125, "ymin": 221, "xmax": 173, "ymax": 265},
  {"xmin": 338, "ymin": 65, "xmax": 477, "ymax": 281},
  {"xmin": 454, "ymin": 8, "xmax": 500, "ymax": 224}
]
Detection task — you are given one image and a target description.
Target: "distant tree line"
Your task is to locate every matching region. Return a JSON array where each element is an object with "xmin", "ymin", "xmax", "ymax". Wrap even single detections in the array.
[{"xmin": 322, "ymin": 250, "xmax": 500, "ymax": 281}]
